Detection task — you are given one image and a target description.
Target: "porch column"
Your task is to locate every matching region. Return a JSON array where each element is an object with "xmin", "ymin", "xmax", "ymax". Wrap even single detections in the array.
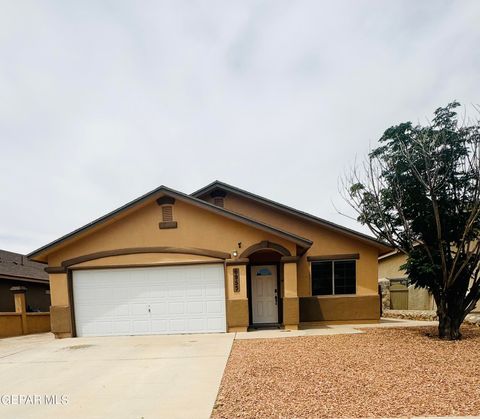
[
  {"xmin": 49, "ymin": 273, "xmax": 73, "ymax": 339},
  {"xmin": 225, "ymin": 260, "xmax": 249, "ymax": 332},
  {"xmin": 10, "ymin": 286, "xmax": 28, "ymax": 335},
  {"xmin": 282, "ymin": 258, "xmax": 299, "ymax": 330}
]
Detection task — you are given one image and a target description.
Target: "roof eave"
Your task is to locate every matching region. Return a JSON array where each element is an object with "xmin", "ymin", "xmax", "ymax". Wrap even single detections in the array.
[
  {"xmin": 28, "ymin": 185, "xmax": 312, "ymax": 262},
  {"xmin": 192, "ymin": 181, "xmax": 392, "ymax": 253}
]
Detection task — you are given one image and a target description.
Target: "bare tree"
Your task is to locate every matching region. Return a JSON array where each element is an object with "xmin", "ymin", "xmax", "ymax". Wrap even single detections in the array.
[{"xmin": 344, "ymin": 102, "xmax": 480, "ymax": 339}]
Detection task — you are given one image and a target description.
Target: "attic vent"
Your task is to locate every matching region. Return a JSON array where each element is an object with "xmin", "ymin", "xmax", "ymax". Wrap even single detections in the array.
[
  {"xmin": 162, "ymin": 205, "xmax": 173, "ymax": 222},
  {"xmin": 210, "ymin": 189, "xmax": 227, "ymax": 208},
  {"xmin": 156, "ymin": 196, "xmax": 177, "ymax": 229}
]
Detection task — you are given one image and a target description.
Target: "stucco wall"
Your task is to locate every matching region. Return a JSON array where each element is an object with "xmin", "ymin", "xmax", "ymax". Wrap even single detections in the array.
[
  {"xmin": 46, "ymin": 199, "xmax": 298, "ymax": 336},
  {"xmin": 210, "ymin": 194, "xmax": 380, "ymax": 299},
  {"xmin": 0, "ymin": 312, "xmax": 50, "ymax": 337},
  {"xmin": 0, "ymin": 313, "xmax": 23, "ymax": 337},
  {"xmin": 47, "ymin": 199, "xmax": 295, "ymax": 266},
  {"xmin": 300, "ymin": 294, "xmax": 380, "ymax": 322},
  {"xmin": 378, "ymin": 252, "xmax": 408, "ymax": 279}
]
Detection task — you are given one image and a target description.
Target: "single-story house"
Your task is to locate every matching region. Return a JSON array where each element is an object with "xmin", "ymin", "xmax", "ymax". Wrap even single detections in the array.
[
  {"xmin": 28, "ymin": 181, "xmax": 391, "ymax": 338},
  {"xmin": 0, "ymin": 249, "xmax": 50, "ymax": 312}
]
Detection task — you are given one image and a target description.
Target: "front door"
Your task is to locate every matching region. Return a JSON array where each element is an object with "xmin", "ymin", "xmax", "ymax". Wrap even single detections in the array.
[{"xmin": 251, "ymin": 265, "xmax": 278, "ymax": 324}]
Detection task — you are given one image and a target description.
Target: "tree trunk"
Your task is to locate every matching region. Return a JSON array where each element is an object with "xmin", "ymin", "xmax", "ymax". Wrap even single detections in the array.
[{"xmin": 437, "ymin": 296, "xmax": 463, "ymax": 340}]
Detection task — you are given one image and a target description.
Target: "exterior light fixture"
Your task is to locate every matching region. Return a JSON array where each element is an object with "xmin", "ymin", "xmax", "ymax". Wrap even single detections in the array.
[{"xmin": 232, "ymin": 250, "xmax": 238, "ymax": 258}]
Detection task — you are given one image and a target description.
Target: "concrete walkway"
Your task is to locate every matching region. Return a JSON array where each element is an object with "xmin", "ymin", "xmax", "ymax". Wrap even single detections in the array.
[
  {"xmin": 0, "ymin": 332, "xmax": 234, "ymax": 419},
  {"xmin": 235, "ymin": 318, "xmax": 438, "ymax": 340}
]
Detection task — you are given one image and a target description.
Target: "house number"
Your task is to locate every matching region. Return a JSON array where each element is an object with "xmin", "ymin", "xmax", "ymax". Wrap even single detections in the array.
[{"xmin": 233, "ymin": 268, "xmax": 240, "ymax": 293}]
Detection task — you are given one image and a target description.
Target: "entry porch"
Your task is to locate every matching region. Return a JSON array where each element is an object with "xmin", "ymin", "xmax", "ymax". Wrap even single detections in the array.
[{"xmin": 225, "ymin": 241, "xmax": 299, "ymax": 332}]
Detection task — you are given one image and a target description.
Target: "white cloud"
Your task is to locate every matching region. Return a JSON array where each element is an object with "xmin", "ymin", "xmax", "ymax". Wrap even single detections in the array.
[{"xmin": 0, "ymin": 0, "xmax": 479, "ymax": 253}]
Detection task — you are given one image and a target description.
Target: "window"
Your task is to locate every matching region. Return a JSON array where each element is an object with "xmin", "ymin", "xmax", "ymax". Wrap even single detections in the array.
[
  {"xmin": 311, "ymin": 260, "xmax": 356, "ymax": 295},
  {"xmin": 256, "ymin": 267, "xmax": 272, "ymax": 276}
]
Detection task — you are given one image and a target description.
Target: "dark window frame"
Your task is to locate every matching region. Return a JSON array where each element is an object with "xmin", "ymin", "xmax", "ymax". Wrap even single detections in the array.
[{"xmin": 311, "ymin": 259, "xmax": 357, "ymax": 296}]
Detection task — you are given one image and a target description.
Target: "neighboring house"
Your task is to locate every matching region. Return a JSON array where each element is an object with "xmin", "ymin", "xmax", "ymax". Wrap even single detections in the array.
[
  {"xmin": 28, "ymin": 181, "xmax": 391, "ymax": 338},
  {"xmin": 378, "ymin": 250, "xmax": 435, "ymax": 311},
  {"xmin": 0, "ymin": 249, "xmax": 50, "ymax": 312},
  {"xmin": 379, "ymin": 250, "xmax": 480, "ymax": 312}
]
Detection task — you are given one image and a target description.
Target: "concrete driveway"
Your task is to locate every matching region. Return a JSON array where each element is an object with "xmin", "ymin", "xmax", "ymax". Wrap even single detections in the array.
[{"xmin": 0, "ymin": 332, "xmax": 234, "ymax": 419}]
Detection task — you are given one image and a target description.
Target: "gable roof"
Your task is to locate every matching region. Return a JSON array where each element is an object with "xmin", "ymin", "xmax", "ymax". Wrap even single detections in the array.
[
  {"xmin": 192, "ymin": 180, "xmax": 391, "ymax": 253},
  {"xmin": 0, "ymin": 249, "xmax": 48, "ymax": 283},
  {"xmin": 27, "ymin": 185, "xmax": 313, "ymax": 262}
]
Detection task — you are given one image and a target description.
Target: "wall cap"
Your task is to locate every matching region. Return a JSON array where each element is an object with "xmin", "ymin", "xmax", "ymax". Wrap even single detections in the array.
[{"xmin": 10, "ymin": 286, "xmax": 27, "ymax": 293}]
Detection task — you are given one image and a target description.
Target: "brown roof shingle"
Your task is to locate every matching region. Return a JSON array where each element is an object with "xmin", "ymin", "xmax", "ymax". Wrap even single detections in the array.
[{"xmin": 0, "ymin": 249, "xmax": 48, "ymax": 283}]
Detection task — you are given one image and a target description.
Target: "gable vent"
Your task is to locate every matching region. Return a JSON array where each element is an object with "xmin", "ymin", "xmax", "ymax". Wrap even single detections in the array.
[
  {"xmin": 156, "ymin": 196, "xmax": 177, "ymax": 229},
  {"xmin": 210, "ymin": 188, "xmax": 227, "ymax": 208},
  {"xmin": 162, "ymin": 205, "xmax": 173, "ymax": 222}
]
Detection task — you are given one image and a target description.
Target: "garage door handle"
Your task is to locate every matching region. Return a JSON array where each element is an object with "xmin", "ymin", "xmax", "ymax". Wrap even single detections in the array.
[{"xmin": 148, "ymin": 306, "xmax": 151, "ymax": 313}]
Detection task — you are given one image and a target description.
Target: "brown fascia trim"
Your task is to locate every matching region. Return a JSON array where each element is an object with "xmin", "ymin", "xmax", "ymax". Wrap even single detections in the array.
[
  {"xmin": 71, "ymin": 260, "xmax": 224, "ymax": 271},
  {"xmin": 192, "ymin": 181, "xmax": 392, "ymax": 253},
  {"xmin": 45, "ymin": 266, "xmax": 67, "ymax": 274},
  {"xmin": 0, "ymin": 274, "xmax": 49, "ymax": 284},
  {"xmin": 61, "ymin": 247, "xmax": 231, "ymax": 268},
  {"xmin": 307, "ymin": 253, "xmax": 360, "ymax": 262},
  {"xmin": 239, "ymin": 240, "xmax": 292, "ymax": 258},
  {"xmin": 225, "ymin": 258, "xmax": 249, "ymax": 266},
  {"xmin": 280, "ymin": 256, "xmax": 300, "ymax": 263},
  {"xmin": 28, "ymin": 186, "xmax": 312, "ymax": 262},
  {"xmin": 46, "ymin": 247, "xmax": 231, "ymax": 272}
]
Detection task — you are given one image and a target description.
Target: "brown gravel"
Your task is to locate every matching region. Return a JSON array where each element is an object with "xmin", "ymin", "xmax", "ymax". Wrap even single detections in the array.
[{"xmin": 212, "ymin": 327, "xmax": 480, "ymax": 418}]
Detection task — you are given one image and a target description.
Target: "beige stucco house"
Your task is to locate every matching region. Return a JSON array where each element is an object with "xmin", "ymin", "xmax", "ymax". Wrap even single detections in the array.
[
  {"xmin": 378, "ymin": 250, "xmax": 436, "ymax": 310},
  {"xmin": 28, "ymin": 181, "xmax": 391, "ymax": 338},
  {"xmin": 379, "ymin": 250, "xmax": 479, "ymax": 312}
]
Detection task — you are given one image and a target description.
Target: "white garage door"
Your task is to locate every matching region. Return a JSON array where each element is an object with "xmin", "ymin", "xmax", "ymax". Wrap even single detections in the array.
[{"xmin": 72, "ymin": 264, "xmax": 226, "ymax": 337}]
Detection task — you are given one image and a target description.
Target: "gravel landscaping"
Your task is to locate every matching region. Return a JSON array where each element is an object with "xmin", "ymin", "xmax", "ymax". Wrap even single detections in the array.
[
  {"xmin": 383, "ymin": 309, "xmax": 480, "ymax": 326},
  {"xmin": 212, "ymin": 327, "xmax": 480, "ymax": 418}
]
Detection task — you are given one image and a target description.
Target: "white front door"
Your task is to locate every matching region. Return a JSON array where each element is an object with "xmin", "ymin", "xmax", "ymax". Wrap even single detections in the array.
[
  {"xmin": 251, "ymin": 265, "xmax": 278, "ymax": 324},
  {"xmin": 72, "ymin": 264, "xmax": 226, "ymax": 337}
]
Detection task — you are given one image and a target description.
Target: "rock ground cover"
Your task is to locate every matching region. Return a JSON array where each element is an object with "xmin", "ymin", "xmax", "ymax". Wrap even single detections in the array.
[
  {"xmin": 212, "ymin": 327, "xmax": 480, "ymax": 418},
  {"xmin": 384, "ymin": 309, "xmax": 480, "ymax": 326}
]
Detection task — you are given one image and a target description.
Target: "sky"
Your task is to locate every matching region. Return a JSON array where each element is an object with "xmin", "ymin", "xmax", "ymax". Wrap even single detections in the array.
[{"xmin": 1, "ymin": 0, "xmax": 479, "ymax": 255}]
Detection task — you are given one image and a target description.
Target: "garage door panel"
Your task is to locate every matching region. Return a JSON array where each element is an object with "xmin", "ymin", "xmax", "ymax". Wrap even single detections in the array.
[
  {"xmin": 73, "ymin": 264, "xmax": 226, "ymax": 337},
  {"xmin": 207, "ymin": 317, "xmax": 225, "ymax": 330},
  {"xmin": 169, "ymin": 318, "xmax": 187, "ymax": 332},
  {"xmin": 150, "ymin": 319, "xmax": 168, "ymax": 332},
  {"xmin": 132, "ymin": 320, "xmax": 150, "ymax": 334},
  {"xmin": 112, "ymin": 321, "xmax": 131, "ymax": 334},
  {"xmin": 188, "ymin": 318, "xmax": 206, "ymax": 331},
  {"xmin": 130, "ymin": 303, "xmax": 149, "ymax": 316},
  {"xmin": 187, "ymin": 301, "xmax": 205, "ymax": 314},
  {"xmin": 150, "ymin": 302, "xmax": 168, "ymax": 315},
  {"xmin": 186, "ymin": 286, "xmax": 203, "ymax": 297},
  {"xmin": 206, "ymin": 301, "xmax": 223, "ymax": 314},
  {"xmin": 168, "ymin": 302, "xmax": 185, "ymax": 315},
  {"xmin": 205, "ymin": 285, "xmax": 222, "ymax": 297}
]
